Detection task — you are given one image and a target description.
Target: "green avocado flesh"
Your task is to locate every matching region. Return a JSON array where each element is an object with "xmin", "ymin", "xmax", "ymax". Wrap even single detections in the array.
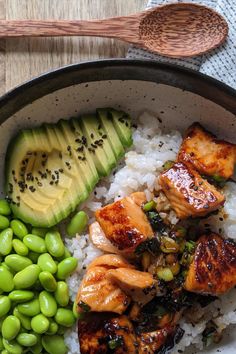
[{"xmin": 5, "ymin": 108, "xmax": 133, "ymax": 227}]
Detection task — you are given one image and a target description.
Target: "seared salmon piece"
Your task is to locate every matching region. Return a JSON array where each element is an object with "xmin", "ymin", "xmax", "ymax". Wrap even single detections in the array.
[
  {"xmin": 76, "ymin": 265, "xmax": 130, "ymax": 314},
  {"xmin": 159, "ymin": 162, "xmax": 225, "ymax": 219},
  {"xmin": 89, "ymin": 222, "xmax": 119, "ymax": 254},
  {"xmin": 107, "ymin": 268, "xmax": 157, "ymax": 306},
  {"xmin": 184, "ymin": 233, "xmax": 236, "ymax": 295},
  {"xmin": 95, "ymin": 195, "xmax": 153, "ymax": 254},
  {"xmin": 78, "ymin": 314, "xmax": 138, "ymax": 354},
  {"xmin": 87, "ymin": 254, "xmax": 134, "ymax": 270},
  {"xmin": 137, "ymin": 325, "xmax": 177, "ymax": 353},
  {"xmin": 178, "ymin": 123, "xmax": 236, "ymax": 179},
  {"xmin": 130, "ymin": 191, "xmax": 147, "ymax": 207}
]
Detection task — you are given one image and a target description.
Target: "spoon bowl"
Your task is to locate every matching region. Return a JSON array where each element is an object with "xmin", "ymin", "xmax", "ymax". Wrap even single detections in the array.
[
  {"xmin": 139, "ymin": 3, "xmax": 228, "ymax": 57},
  {"xmin": 0, "ymin": 2, "xmax": 228, "ymax": 58}
]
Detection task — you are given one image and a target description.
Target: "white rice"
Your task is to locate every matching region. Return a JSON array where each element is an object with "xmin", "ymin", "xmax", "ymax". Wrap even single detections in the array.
[{"xmin": 64, "ymin": 112, "xmax": 236, "ymax": 354}]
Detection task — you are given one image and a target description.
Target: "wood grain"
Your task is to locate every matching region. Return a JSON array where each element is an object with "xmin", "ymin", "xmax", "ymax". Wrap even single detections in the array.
[{"xmin": 5, "ymin": 0, "xmax": 144, "ymax": 91}]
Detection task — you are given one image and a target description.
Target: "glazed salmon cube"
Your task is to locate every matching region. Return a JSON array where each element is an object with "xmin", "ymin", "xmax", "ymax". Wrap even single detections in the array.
[
  {"xmin": 178, "ymin": 123, "xmax": 236, "ymax": 179},
  {"xmin": 159, "ymin": 162, "xmax": 225, "ymax": 219},
  {"xmin": 184, "ymin": 233, "xmax": 236, "ymax": 295},
  {"xmin": 95, "ymin": 195, "xmax": 153, "ymax": 254}
]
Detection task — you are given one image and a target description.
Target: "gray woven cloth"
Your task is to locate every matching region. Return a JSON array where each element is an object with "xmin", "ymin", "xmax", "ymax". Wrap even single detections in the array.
[{"xmin": 127, "ymin": 0, "xmax": 236, "ymax": 89}]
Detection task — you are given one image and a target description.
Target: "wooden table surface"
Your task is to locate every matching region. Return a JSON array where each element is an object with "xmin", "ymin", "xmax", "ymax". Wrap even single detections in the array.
[{"xmin": 0, "ymin": 0, "xmax": 145, "ymax": 94}]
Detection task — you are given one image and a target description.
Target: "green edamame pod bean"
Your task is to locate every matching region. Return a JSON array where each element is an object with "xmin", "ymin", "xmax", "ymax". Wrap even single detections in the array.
[
  {"xmin": 39, "ymin": 272, "xmax": 57, "ymax": 292},
  {"xmin": 10, "ymin": 220, "xmax": 28, "ymax": 240},
  {"xmin": 5, "ymin": 255, "xmax": 32, "ymax": 272},
  {"xmin": 0, "ymin": 216, "xmax": 9, "ymax": 229},
  {"xmin": 56, "ymin": 257, "xmax": 78, "ymax": 280},
  {"xmin": 39, "ymin": 291, "xmax": 57, "ymax": 317},
  {"xmin": 54, "ymin": 282, "xmax": 69, "ymax": 307},
  {"xmin": 0, "ymin": 228, "xmax": 13, "ymax": 256},
  {"xmin": 13, "ymin": 264, "xmax": 40, "ymax": 289},
  {"xmin": 46, "ymin": 320, "xmax": 58, "ymax": 335},
  {"xmin": 28, "ymin": 252, "xmax": 40, "ymax": 263},
  {"xmin": 66, "ymin": 211, "xmax": 88, "ymax": 237},
  {"xmin": 64, "ymin": 247, "xmax": 71, "ymax": 258},
  {"xmin": 37, "ymin": 253, "xmax": 57, "ymax": 274},
  {"xmin": 2, "ymin": 316, "xmax": 21, "ymax": 340},
  {"xmin": 12, "ymin": 240, "xmax": 28, "ymax": 257},
  {"xmin": 54, "ymin": 308, "xmax": 75, "ymax": 327},
  {"xmin": 30, "ymin": 333, "xmax": 43, "ymax": 354},
  {"xmin": 23, "ymin": 235, "xmax": 46, "ymax": 254},
  {"xmin": 17, "ymin": 299, "xmax": 40, "ymax": 317},
  {"xmin": 31, "ymin": 228, "xmax": 48, "ymax": 238},
  {"xmin": 0, "ymin": 200, "xmax": 11, "ymax": 216},
  {"xmin": 13, "ymin": 308, "xmax": 31, "ymax": 331},
  {"xmin": 2, "ymin": 338, "xmax": 23, "ymax": 354},
  {"xmin": 0, "ymin": 267, "xmax": 14, "ymax": 292},
  {"xmin": 9, "ymin": 291, "xmax": 34, "ymax": 303},
  {"xmin": 45, "ymin": 231, "xmax": 64, "ymax": 258},
  {"xmin": 31, "ymin": 314, "xmax": 49, "ymax": 334},
  {"xmin": 1, "ymin": 262, "xmax": 12, "ymax": 272},
  {"xmin": 0, "ymin": 296, "xmax": 11, "ymax": 317},
  {"xmin": 16, "ymin": 333, "xmax": 37, "ymax": 347},
  {"xmin": 42, "ymin": 335, "xmax": 67, "ymax": 354}
]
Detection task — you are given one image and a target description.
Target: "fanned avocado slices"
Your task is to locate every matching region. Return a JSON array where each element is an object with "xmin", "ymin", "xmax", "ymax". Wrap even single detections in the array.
[{"xmin": 5, "ymin": 108, "xmax": 133, "ymax": 227}]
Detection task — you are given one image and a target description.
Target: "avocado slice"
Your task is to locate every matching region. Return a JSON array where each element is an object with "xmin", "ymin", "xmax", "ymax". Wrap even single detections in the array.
[
  {"xmin": 5, "ymin": 109, "xmax": 133, "ymax": 227},
  {"xmin": 96, "ymin": 108, "xmax": 125, "ymax": 160},
  {"xmin": 80, "ymin": 114, "xmax": 117, "ymax": 177},
  {"xmin": 107, "ymin": 108, "xmax": 133, "ymax": 148}
]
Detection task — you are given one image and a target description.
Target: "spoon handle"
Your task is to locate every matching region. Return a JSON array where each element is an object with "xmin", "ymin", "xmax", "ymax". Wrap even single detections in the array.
[{"xmin": 0, "ymin": 17, "xmax": 140, "ymax": 42}]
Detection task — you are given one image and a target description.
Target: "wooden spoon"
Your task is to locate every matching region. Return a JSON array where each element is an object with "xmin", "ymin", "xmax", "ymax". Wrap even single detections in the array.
[{"xmin": 0, "ymin": 3, "xmax": 228, "ymax": 58}]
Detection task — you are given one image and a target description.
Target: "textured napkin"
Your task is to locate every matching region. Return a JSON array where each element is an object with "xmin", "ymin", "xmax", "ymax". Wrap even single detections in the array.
[{"xmin": 127, "ymin": 0, "xmax": 236, "ymax": 89}]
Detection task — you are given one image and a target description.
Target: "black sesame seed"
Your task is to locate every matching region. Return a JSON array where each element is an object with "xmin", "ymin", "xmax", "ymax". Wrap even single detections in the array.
[
  {"xmin": 90, "ymin": 133, "xmax": 94, "ymax": 139},
  {"xmin": 49, "ymin": 181, "xmax": 54, "ymax": 185}
]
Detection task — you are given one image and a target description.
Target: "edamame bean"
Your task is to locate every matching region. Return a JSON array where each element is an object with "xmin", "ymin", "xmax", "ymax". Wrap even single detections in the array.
[
  {"xmin": 5, "ymin": 255, "xmax": 32, "ymax": 272},
  {"xmin": 45, "ymin": 231, "xmax": 64, "ymax": 258},
  {"xmin": 37, "ymin": 253, "xmax": 57, "ymax": 274},
  {"xmin": 2, "ymin": 316, "xmax": 21, "ymax": 340},
  {"xmin": 31, "ymin": 228, "xmax": 48, "ymax": 238},
  {"xmin": 0, "ymin": 267, "xmax": 14, "ymax": 292},
  {"xmin": 10, "ymin": 220, "xmax": 28, "ymax": 240},
  {"xmin": 39, "ymin": 291, "xmax": 57, "ymax": 317},
  {"xmin": 42, "ymin": 335, "xmax": 67, "ymax": 354},
  {"xmin": 56, "ymin": 257, "xmax": 78, "ymax": 280},
  {"xmin": 12, "ymin": 239, "xmax": 28, "ymax": 256},
  {"xmin": 23, "ymin": 235, "xmax": 46, "ymax": 253},
  {"xmin": 55, "ymin": 282, "xmax": 69, "ymax": 307},
  {"xmin": 39, "ymin": 272, "xmax": 57, "ymax": 292},
  {"xmin": 54, "ymin": 308, "xmax": 75, "ymax": 327},
  {"xmin": 28, "ymin": 252, "xmax": 40, "ymax": 263},
  {"xmin": 2, "ymin": 338, "xmax": 23, "ymax": 354},
  {"xmin": 31, "ymin": 314, "xmax": 49, "ymax": 334},
  {"xmin": 1, "ymin": 262, "xmax": 12, "ymax": 272},
  {"xmin": 17, "ymin": 299, "xmax": 40, "ymax": 317},
  {"xmin": 0, "ymin": 200, "xmax": 11, "ymax": 216},
  {"xmin": 72, "ymin": 301, "xmax": 79, "ymax": 319},
  {"xmin": 46, "ymin": 320, "xmax": 58, "ymax": 335},
  {"xmin": 13, "ymin": 264, "xmax": 40, "ymax": 289},
  {"xmin": 16, "ymin": 333, "xmax": 37, "ymax": 347},
  {"xmin": 13, "ymin": 308, "xmax": 31, "ymax": 331},
  {"xmin": 66, "ymin": 211, "xmax": 88, "ymax": 237},
  {"xmin": 9, "ymin": 291, "xmax": 34, "ymax": 303},
  {"xmin": 0, "ymin": 216, "xmax": 9, "ymax": 229},
  {"xmin": 0, "ymin": 228, "xmax": 13, "ymax": 256},
  {"xmin": 0, "ymin": 296, "xmax": 11, "ymax": 318}
]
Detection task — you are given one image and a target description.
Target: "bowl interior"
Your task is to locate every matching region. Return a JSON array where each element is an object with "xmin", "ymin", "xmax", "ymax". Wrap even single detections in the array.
[{"xmin": 0, "ymin": 77, "xmax": 235, "ymax": 353}]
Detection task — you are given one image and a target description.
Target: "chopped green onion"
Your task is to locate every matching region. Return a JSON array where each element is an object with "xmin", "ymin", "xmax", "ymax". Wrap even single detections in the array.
[
  {"xmin": 157, "ymin": 268, "xmax": 174, "ymax": 282},
  {"xmin": 160, "ymin": 236, "xmax": 179, "ymax": 253},
  {"xmin": 108, "ymin": 337, "xmax": 123, "ymax": 349},
  {"xmin": 185, "ymin": 240, "xmax": 196, "ymax": 253},
  {"xmin": 163, "ymin": 160, "xmax": 175, "ymax": 170},
  {"xmin": 146, "ymin": 211, "xmax": 166, "ymax": 233},
  {"xmin": 143, "ymin": 200, "xmax": 156, "ymax": 212},
  {"xmin": 212, "ymin": 174, "xmax": 226, "ymax": 184}
]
